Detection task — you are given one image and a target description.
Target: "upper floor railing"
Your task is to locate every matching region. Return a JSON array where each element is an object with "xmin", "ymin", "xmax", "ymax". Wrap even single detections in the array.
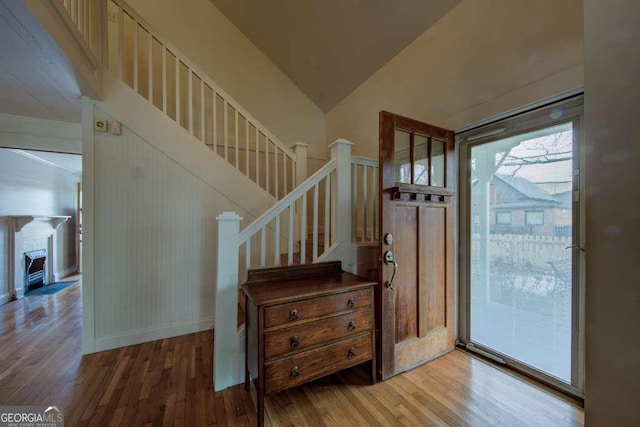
[
  {"xmin": 351, "ymin": 156, "xmax": 378, "ymax": 245},
  {"xmin": 58, "ymin": 0, "xmax": 101, "ymax": 54},
  {"xmin": 107, "ymin": 0, "xmax": 297, "ymax": 199}
]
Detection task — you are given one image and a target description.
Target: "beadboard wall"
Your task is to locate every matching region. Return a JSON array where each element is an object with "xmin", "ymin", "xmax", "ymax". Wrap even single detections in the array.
[
  {"xmin": 87, "ymin": 82, "xmax": 276, "ymax": 351},
  {"xmin": 0, "ymin": 149, "xmax": 79, "ymax": 304}
]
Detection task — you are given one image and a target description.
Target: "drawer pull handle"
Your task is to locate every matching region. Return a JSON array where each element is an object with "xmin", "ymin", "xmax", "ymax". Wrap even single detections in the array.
[
  {"xmin": 289, "ymin": 309, "xmax": 298, "ymax": 321},
  {"xmin": 347, "ymin": 347, "xmax": 357, "ymax": 359},
  {"xmin": 290, "ymin": 366, "xmax": 300, "ymax": 378},
  {"xmin": 290, "ymin": 335, "xmax": 300, "ymax": 348},
  {"xmin": 348, "ymin": 321, "xmax": 356, "ymax": 332},
  {"xmin": 347, "ymin": 297, "xmax": 356, "ymax": 309}
]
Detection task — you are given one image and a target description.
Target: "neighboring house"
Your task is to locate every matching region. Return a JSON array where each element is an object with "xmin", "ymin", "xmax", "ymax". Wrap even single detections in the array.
[{"xmin": 483, "ymin": 174, "xmax": 571, "ymax": 236}]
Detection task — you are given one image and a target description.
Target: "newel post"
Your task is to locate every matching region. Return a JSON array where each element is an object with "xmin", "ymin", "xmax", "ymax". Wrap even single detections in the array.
[
  {"xmin": 292, "ymin": 142, "xmax": 309, "ymax": 186},
  {"xmin": 292, "ymin": 142, "xmax": 308, "ymax": 242},
  {"xmin": 330, "ymin": 139, "xmax": 355, "ymax": 272},
  {"xmin": 214, "ymin": 211, "xmax": 243, "ymax": 391}
]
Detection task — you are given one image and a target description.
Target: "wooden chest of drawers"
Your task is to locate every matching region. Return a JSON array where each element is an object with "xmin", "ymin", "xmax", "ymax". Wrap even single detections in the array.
[{"xmin": 242, "ymin": 262, "xmax": 376, "ymax": 426}]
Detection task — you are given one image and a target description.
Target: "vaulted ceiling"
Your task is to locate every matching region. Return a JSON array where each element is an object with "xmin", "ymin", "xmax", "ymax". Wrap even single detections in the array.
[{"xmin": 209, "ymin": 0, "xmax": 461, "ymax": 112}]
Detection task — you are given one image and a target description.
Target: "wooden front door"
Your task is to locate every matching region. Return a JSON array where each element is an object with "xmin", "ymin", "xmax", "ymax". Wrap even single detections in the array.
[{"xmin": 377, "ymin": 111, "xmax": 456, "ymax": 380}]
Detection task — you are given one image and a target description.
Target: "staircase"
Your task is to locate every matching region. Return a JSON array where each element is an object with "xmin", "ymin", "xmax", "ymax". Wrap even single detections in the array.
[
  {"xmin": 44, "ymin": 0, "xmax": 380, "ymax": 391},
  {"xmin": 106, "ymin": 0, "xmax": 300, "ymax": 200}
]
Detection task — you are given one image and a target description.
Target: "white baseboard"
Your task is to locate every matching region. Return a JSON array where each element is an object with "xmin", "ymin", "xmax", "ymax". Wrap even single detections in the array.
[
  {"xmin": 0, "ymin": 293, "xmax": 10, "ymax": 306},
  {"xmin": 92, "ymin": 316, "xmax": 214, "ymax": 353},
  {"xmin": 54, "ymin": 265, "xmax": 78, "ymax": 282}
]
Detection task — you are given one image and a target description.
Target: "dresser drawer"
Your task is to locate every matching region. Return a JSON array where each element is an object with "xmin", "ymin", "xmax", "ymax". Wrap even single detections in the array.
[
  {"xmin": 265, "ymin": 310, "xmax": 373, "ymax": 359},
  {"xmin": 264, "ymin": 288, "xmax": 372, "ymax": 329},
  {"xmin": 265, "ymin": 334, "xmax": 372, "ymax": 393}
]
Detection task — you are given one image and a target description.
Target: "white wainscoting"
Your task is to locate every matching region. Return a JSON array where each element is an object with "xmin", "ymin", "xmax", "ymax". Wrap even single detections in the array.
[{"xmin": 86, "ymin": 94, "xmax": 276, "ymax": 352}]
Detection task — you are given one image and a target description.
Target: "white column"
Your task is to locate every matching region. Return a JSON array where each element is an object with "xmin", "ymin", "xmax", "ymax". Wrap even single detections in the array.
[
  {"xmin": 329, "ymin": 139, "xmax": 354, "ymax": 272},
  {"xmin": 214, "ymin": 211, "xmax": 243, "ymax": 391},
  {"xmin": 292, "ymin": 142, "xmax": 308, "ymax": 186}
]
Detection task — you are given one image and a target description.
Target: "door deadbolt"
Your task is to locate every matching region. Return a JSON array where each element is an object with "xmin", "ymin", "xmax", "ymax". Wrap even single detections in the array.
[{"xmin": 384, "ymin": 233, "xmax": 393, "ymax": 245}]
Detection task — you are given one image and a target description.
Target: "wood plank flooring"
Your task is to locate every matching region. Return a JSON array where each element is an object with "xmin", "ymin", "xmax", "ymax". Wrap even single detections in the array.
[{"xmin": 0, "ymin": 280, "xmax": 584, "ymax": 426}]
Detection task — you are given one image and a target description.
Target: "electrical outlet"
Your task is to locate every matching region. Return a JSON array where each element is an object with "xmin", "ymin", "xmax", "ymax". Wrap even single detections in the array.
[{"xmin": 95, "ymin": 120, "xmax": 108, "ymax": 132}]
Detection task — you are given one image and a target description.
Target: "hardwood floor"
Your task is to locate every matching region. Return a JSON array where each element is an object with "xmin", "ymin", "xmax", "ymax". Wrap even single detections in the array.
[{"xmin": 0, "ymin": 280, "xmax": 584, "ymax": 426}]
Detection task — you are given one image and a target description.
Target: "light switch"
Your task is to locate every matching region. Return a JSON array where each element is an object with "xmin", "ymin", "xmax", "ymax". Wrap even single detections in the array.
[{"xmin": 110, "ymin": 120, "xmax": 122, "ymax": 135}]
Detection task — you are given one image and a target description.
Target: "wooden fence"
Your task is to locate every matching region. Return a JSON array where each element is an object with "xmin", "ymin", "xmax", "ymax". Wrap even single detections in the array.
[{"xmin": 472, "ymin": 233, "xmax": 571, "ymax": 269}]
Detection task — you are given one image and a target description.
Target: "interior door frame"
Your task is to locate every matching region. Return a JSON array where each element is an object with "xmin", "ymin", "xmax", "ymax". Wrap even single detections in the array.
[{"xmin": 456, "ymin": 95, "xmax": 585, "ymax": 398}]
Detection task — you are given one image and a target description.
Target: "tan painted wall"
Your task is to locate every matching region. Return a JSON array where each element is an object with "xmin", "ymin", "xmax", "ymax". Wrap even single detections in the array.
[
  {"xmin": 125, "ymin": 0, "xmax": 326, "ymax": 162},
  {"xmin": 584, "ymin": 0, "xmax": 640, "ymax": 424},
  {"xmin": 326, "ymin": 0, "xmax": 584, "ymax": 157}
]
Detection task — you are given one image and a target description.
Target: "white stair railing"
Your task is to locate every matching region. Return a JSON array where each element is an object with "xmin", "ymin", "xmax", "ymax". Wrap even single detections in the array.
[
  {"xmin": 107, "ymin": 0, "xmax": 297, "ymax": 199},
  {"xmin": 240, "ymin": 158, "xmax": 336, "ymax": 269},
  {"xmin": 352, "ymin": 156, "xmax": 379, "ymax": 245},
  {"xmin": 214, "ymin": 139, "xmax": 354, "ymax": 391}
]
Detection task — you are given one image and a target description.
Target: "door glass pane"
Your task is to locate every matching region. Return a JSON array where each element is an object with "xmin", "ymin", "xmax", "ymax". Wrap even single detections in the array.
[
  {"xmin": 470, "ymin": 122, "xmax": 573, "ymax": 382},
  {"xmin": 431, "ymin": 139, "xmax": 445, "ymax": 187},
  {"xmin": 414, "ymin": 135, "xmax": 428, "ymax": 185},
  {"xmin": 394, "ymin": 130, "xmax": 411, "ymax": 184}
]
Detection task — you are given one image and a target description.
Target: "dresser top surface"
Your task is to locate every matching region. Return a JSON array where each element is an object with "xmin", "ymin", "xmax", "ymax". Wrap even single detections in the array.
[{"xmin": 241, "ymin": 262, "xmax": 376, "ymax": 306}]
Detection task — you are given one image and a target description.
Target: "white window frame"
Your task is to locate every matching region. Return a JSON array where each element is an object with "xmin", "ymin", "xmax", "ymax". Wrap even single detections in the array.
[{"xmin": 456, "ymin": 94, "xmax": 585, "ymax": 399}]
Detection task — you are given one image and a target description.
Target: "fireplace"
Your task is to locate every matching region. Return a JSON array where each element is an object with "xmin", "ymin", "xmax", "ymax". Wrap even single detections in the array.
[
  {"xmin": 4, "ymin": 215, "xmax": 70, "ymax": 302},
  {"xmin": 25, "ymin": 249, "xmax": 47, "ymax": 291}
]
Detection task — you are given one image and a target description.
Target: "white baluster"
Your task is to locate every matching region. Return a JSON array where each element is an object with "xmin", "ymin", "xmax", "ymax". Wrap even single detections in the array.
[
  {"xmin": 188, "ymin": 71, "xmax": 193, "ymax": 134},
  {"xmin": 274, "ymin": 144, "xmax": 279, "ymax": 199},
  {"xmin": 313, "ymin": 183, "xmax": 319, "ymax": 261},
  {"xmin": 162, "ymin": 47, "xmax": 167, "ymax": 114},
  {"xmin": 200, "ymin": 80, "xmax": 205, "ymax": 142},
  {"xmin": 300, "ymin": 192, "xmax": 307, "ymax": 263},
  {"xmin": 175, "ymin": 59, "xmax": 180, "ymax": 126},
  {"xmin": 274, "ymin": 215, "xmax": 280, "ymax": 266},
  {"xmin": 148, "ymin": 32, "xmax": 153, "ymax": 104},
  {"xmin": 260, "ymin": 227, "xmax": 266, "ymax": 267},
  {"xmin": 363, "ymin": 164, "xmax": 368, "ymax": 243},
  {"xmin": 288, "ymin": 204, "xmax": 294, "ymax": 266},
  {"xmin": 255, "ymin": 128, "xmax": 260, "ymax": 188},
  {"xmin": 235, "ymin": 109, "xmax": 239, "ymax": 168},
  {"xmin": 325, "ymin": 173, "xmax": 330, "ymax": 252},
  {"xmin": 224, "ymin": 102, "xmax": 228, "ymax": 160},
  {"xmin": 245, "ymin": 119, "xmax": 249, "ymax": 174},
  {"xmin": 119, "ymin": 7, "xmax": 124, "ymax": 80},
  {"xmin": 352, "ymin": 164, "xmax": 358, "ymax": 241},
  {"xmin": 133, "ymin": 23, "xmax": 139, "ymax": 92}
]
